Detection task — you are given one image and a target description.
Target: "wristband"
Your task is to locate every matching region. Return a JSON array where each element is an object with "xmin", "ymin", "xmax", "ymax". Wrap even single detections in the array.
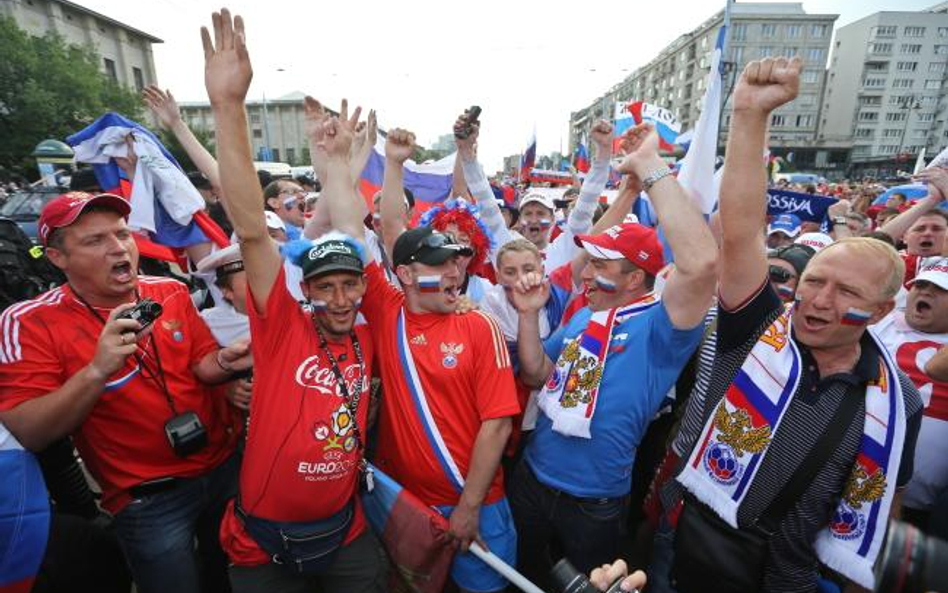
[{"xmin": 832, "ymin": 216, "xmax": 848, "ymax": 226}]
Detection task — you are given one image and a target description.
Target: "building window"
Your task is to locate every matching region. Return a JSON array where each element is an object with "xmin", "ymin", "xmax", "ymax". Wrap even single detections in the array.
[
  {"xmin": 859, "ymin": 96, "xmax": 882, "ymax": 106},
  {"xmin": 920, "ymin": 95, "xmax": 938, "ymax": 106},
  {"xmin": 901, "ymin": 44, "xmax": 922, "ymax": 54},
  {"xmin": 858, "ymin": 111, "xmax": 879, "ymax": 121},
  {"xmin": 132, "ymin": 67, "xmax": 144, "ymax": 92},
  {"xmin": 931, "ymin": 62, "xmax": 948, "ymax": 73},
  {"xmin": 885, "ymin": 112, "xmax": 907, "ymax": 122},
  {"xmin": 103, "ymin": 58, "xmax": 117, "ymax": 82},
  {"xmin": 864, "ymin": 61, "xmax": 888, "ymax": 72},
  {"xmin": 893, "ymin": 79, "xmax": 914, "ymax": 88},
  {"xmin": 801, "ymin": 70, "xmax": 819, "ymax": 83},
  {"xmin": 925, "ymin": 79, "xmax": 942, "ymax": 90},
  {"xmin": 272, "ymin": 149, "xmax": 280, "ymax": 161},
  {"xmin": 904, "ymin": 26, "xmax": 926, "ymax": 37},
  {"xmin": 798, "ymin": 93, "xmax": 816, "ymax": 107},
  {"xmin": 863, "ymin": 77, "xmax": 886, "ymax": 87},
  {"xmin": 285, "ymin": 148, "xmax": 295, "ymax": 163},
  {"xmin": 811, "ymin": 24, "xmax": 828, "ymax": 37},
  {"xmin": 733, "ymin": 23, "xmax": 747, "ymax": 41},
  {"xmin": 855, "ymin": 128, "xmax": 873, "ymax": 138},
  {"xmin": 879, "ymin": 145, "xmax": 899, "ymax": 154},
  {"xmin": 806, "ymin": 48, "xmax": 825, "ymax": 62},
  {"xmin": 760, "ymin": 46, "xmax": 774, "ymax": 57},
  {"xmin": 852, "ymin": 146, "xmax": 870, "ymax": 157},
  {"xmin": 940, "ymin": 27, "xmax": 948, "ymax": 37},
  {"xmin": 918, "ymin": 113, "xmax": 935, "ymax": 122},
  {"xmin": 731, "ymin": 46, "xmax": 745, "ymax": 63},
  {"xmin": 796, "ymin": 114, "xmax": 814, "ymax": 126},
  {"xmin": 250, "ymin": 113, "xmax": 260, "ymax": 124},
  {"xmin": 936, "ymin": 45, "xmax": 948, "ymax": 55},
  {"xmin": 873, "ymin": 25, "xmax": 897, "ymax": 38},
  {"xmin": 870, "ymin": 43, "xmax": 892, "ymax": 54},
  {"xmin": 881, "ymin": 129, "xmax": 902, "ymax": 138},
  {"xmin": 787, "ymin": 24, "xmax": 802, "ymax": 38},
  {"xmin": 761, "ymin": 24, "xmax": 778, "ymax": 38},
  {"xmin": 897, "ymin": 61, "xmax": 918, "ymax": 71},
  {"xmin": 782, "ymin": 46, "xmax": 799, "ymax": 58},
  {"xmin": 252, "ymin": 129, "xmax": 262, "ymax": 138},
  {"xmin": 771, "ymin": 114, "xmax": 786, "ymax": 127}
]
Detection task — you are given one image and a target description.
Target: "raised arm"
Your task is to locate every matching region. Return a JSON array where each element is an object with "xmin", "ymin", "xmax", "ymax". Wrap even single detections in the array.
[
  {"xmin": 143, "ymin": 85, "xmax": 222, "ymax": 192},
  {"xmin": 565, "ymin": 120, "xmax": 612, "ymax": 237},
  {"xmin": 512, "ymin": 272, "xmax": 555, "ymax": 388},
  {"xmin": 879, "ymin": 168, "xmax": 948, "ymax": 241},
  {"xmin": 616, "ymin": 123, "xmax": 717, "ymax": 328},
  {"xmin": 202, "ymin": 9, "xmax": 281, "ymax": 313},
  {"xmin": 317, "ymin": 103, "xmax": 372, "ymax": 248},
  {"xmin": 302, "ymin": 96, "xmax": 333, "ymax": 239},
  {"xmin": 380, "ymin": 128, "xmax": 415, "ymax": 257},
  {"xmin": 455, "ymin": 114, "xmax": 516, "ymax": 254},
  {"xmin": 718, "ymin": 57, "xmax": 802, "ymax": 309}
]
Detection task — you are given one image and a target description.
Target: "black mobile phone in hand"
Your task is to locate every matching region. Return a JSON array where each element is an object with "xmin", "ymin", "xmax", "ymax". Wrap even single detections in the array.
[
  {"xmin": 454, "ymin": 105, "xmax": 482, "ymax": 139},
  {"xmin": 117, "ymin": 298, "xmax": 163, "ymax": 332}
]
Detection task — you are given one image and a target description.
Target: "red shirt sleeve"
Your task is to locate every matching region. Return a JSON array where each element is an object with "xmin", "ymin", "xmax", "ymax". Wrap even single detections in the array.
[
  {"xmin": 0, "ymin": 304, "xmax": 68, "ymax": 411},
  {"xmin": 359, "ymin": 262, "xmax": 403, "ymax": 327},
  {"xmin": 470, "ymin": 311, "xmax": 520, "ymax": 421}
]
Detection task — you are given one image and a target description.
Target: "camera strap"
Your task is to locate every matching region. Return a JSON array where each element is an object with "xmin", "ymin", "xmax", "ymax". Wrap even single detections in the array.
[{"xmin": 72, "ymin": 287, "xmax": 179, "ymax": 416}]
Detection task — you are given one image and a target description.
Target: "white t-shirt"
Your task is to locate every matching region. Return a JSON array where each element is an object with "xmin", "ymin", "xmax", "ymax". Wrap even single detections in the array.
[
  {"xmin": 873, "ymin": 311, "xmax": 948, "ymax": 509},
  {"xmin": 200, "ymin": 303, "xmax": 250, "ymax": 346}
]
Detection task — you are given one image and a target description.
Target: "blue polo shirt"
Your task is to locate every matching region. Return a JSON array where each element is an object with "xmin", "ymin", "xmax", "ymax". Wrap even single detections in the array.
[{"xmin": 525, "ymin": 302, "xmax": 702, "ymax": 498}]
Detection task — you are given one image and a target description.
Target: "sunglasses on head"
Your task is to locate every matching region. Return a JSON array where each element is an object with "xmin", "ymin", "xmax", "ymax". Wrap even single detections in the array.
[{"xmin": 769, "ymin": 265, "xmax": 795, "ymax": 284}]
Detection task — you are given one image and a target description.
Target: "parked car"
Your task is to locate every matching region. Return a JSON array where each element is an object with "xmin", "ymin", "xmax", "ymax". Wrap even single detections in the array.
[{"xmin": 0, "ymin": 186, "xmax": 65, "ymax": 243}]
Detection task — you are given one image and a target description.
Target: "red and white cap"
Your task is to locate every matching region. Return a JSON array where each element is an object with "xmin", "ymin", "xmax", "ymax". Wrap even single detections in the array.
[
  {"xmin": 519, "ymin": 192, "xmax": 556, "ymax": 213},
  {"xmin": 909, "ymin": 257, "xmax": 948, "ymax": 291},
  {"xmin": 38, "ymin": 191, "xmax": 131, "ymax": 246},
  {"xmin": 794, "ymin": 232, "xmax": 833, "ymax": 252},
  {"xmin": 574, "ymin": 223, "xmax": 666, "ymax": 276}
]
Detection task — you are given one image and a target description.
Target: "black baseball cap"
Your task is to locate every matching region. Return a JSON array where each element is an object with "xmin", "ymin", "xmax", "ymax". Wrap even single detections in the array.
[
  {"xmin": 392, "ymin": 226, "xmax": 474, "ymax": 268},
  {"xmin": 770, "ymin": 243, "xmax": 816, "ymax": 277},
  {"xmin": 301, "ymin": 239, "xmax": 364, "ymax": 280}
]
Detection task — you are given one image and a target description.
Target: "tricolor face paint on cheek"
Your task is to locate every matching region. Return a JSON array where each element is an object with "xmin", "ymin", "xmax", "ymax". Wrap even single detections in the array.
[
  {"xmin": 417, "ymin": 274, "xmax": 442, "ymax": 294},
  {"xmin": 309, "ymin": 299, "xmax": 328, "ymax": 313},
  {"xmin": 537, "ymin": 219, "xmax": 553, "ymax": 229},
  {"xmin": 776, "ymin": 284, "xmax": 796, "ymax": 299},
  {"xmin": 840, "ymin": 307, "xmax": 873, "ymax": 326},
  {"xmin": 594, "ymin": 275, "xmax": 618, "ymax": 293}
]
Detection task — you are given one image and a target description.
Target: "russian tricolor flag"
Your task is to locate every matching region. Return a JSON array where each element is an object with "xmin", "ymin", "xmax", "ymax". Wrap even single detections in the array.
[
  {"xmin": 361, "ymin": 465, "xmax": 454, "ymax": 593},
  {"xmin": 519, "ymin": 129, "xmax": 537, "ymax": 182},
  {"xmin": 358, "ymin": 136, "xmax": 456, "ymax": 221},
  {"xmin": 0, "ymin": 426, "xmax": 50, "ymax": 593},
  {"xmin": 627, "ymin": 101, "xmax": 682, "ymax": 152},
  {"xmin": 67, "ymin": 113, "xmax": 228, "ymax": 260},
  {"xmin": 573, "ymin": 142, "xmax": 590, "ymax": 174}
]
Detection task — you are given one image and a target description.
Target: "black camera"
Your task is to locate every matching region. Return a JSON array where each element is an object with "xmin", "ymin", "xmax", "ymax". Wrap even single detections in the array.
[
  {"xmin": 164, "ymin": 411, "xmax": 208, "ymax": 457},
  {"xmin": 875, "ymin": 520, "xmax": 948, "ymax": 593},
  {"xmin": 454, "ymin": 105, "xmax": 481, "ymax": 140},
  {"xmin": 117, "ymin": 298, "xmax": 163, "ymax": 331},
  {"xmin": 551, "ymin": 558, "xmax": 638, "ymax": 593}
]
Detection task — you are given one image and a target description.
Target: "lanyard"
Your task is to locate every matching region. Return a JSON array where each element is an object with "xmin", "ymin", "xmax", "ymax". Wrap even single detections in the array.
[
  {"xmin": 312, "ymin": 317, "xmax": 365, "ymax": 454},
  {"xmin": 71, "ymin": 288, "xmax": 179, "ymax": 416}
]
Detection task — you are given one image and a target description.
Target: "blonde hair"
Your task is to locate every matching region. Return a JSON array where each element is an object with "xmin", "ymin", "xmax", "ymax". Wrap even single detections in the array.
[
  {"xmin": 811, "ymin": 237, "xmax": 905, "ymax": 300},
  {"xmin": 495, "ymin": 238, "xmax": 541, "ymax": 267}
]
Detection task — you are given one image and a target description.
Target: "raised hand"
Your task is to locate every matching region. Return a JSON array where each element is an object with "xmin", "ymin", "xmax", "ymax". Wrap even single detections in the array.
[
  {"xmin": 201, "ymin": 8, "xmax": 252, "ymax": 107},
  {"xmin": 350, "ymin": 109, "xmax": 377, "ymax": 186},
  {"xmin": 453, "ymin": 110, "xmax": 479, "ymax": 159},
  {"xmin": 912, "ymin": 167, "xmax": 948, "ymax": 202},
  {"xmin": 590, "ymin": 119, "xmax": 614, "ymax": 160},
  {"xmin": 317, "ymin": 117, "xmax": 354, "ymax": 161},
  {"xmin": 510, "ymin": 272, "xmax": 550, "ymax": 314},
  {"xmin": 732, "ymin": 56, "xmax": 802, "ymax": 115},
  {"xmin": 303, "ymin": 96, "xmax": 329, "ymax": 145},
  {"xmin": 615, "ymin": 123, "xmax": 660, "ymax": 178},
  {"xmin": 142, "ymin": 85, "xmax": 183, "ymax": 129},
  {"xmin": 385, "ymin": 128, "xmax": 416, "ymax": 165}
]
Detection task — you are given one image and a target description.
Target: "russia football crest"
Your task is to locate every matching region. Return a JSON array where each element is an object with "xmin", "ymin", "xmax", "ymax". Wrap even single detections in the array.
[{"xmin": 440, "ymin": 342, "xmax": 464, "ymax": 368}]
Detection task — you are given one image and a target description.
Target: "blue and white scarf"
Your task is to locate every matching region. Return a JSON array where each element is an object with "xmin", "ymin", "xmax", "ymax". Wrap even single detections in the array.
[{"xmin": 677, "ymin": 310, "xmax": 905, "ymax": 589}]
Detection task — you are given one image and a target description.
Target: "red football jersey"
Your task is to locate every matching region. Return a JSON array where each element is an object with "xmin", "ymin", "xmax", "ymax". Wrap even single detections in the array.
[
  {"xmin": 0, "ymin": 278, "xmax": 233, "ymax": 514},
  {"xmin": 219, "ymin": 268, "xmax": 372, "ymax": 566},
  {"xmin": 361, "ymin": 263, "xmax": 520, "ymax": 507}
]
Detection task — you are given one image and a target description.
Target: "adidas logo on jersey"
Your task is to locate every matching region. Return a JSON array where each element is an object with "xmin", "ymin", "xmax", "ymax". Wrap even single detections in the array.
[{"xmin": 410, "ymin": 334, "xmax": 427, "ymax": 346}]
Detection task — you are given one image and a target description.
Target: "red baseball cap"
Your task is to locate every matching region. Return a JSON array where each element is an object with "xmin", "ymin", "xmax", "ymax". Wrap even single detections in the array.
[
  {"xmin": 574, "ymin": 223, "xmax": 666, "ymax": 277},
  {"xmin": 38, "ymin": 192, "xmax": 131, "ymax": 246}
]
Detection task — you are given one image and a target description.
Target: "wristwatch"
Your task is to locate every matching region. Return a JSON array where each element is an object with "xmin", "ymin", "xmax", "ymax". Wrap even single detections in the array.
[
  {"xmin": 832, "ymin": 216, "xmax": 848, "ymax": 226},
  {"xmin": 642, "ymin": 166, "xmax": 673, "ymax": 192}
]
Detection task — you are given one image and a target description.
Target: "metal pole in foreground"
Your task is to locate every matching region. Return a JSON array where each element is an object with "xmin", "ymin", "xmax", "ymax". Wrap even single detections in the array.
[{"xmin": 468, "ymin": 542, "xmax": 545, "ymax": 593}]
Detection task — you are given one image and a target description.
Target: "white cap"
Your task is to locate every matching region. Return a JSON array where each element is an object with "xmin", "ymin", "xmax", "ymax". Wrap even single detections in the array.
[
  {"xmin": 794, "ymin": 232, "xmax": 833, "ymax": 252},
  {"xmin": 195, "ymin": 243, "xmax": 243, "ymax": 274},
  {"xmin": 909, "ymin": 257, "xmax": 948, "ymax": 291},
  {"xmin": 265, "ymin": 211, "xmax": 286, "ymax": 231},
  {"xmin": 519, "ymin": 192, "xmax": 555, "ymax": 213}
]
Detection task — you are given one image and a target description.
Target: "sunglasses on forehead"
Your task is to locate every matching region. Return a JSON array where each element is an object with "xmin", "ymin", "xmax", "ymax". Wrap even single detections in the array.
[{"xmin": 769, "ymin": 265, "xmax": 795, "ymax": 284}]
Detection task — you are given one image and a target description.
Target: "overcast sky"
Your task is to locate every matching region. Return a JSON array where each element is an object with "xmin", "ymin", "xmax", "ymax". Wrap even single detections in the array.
[{"xmin": 76, "ymin": 0, "xmax": 932, "ymax": 171}]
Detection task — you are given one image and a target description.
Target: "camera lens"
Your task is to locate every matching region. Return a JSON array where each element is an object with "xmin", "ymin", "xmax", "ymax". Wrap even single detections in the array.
[
  {"xmin": 550, "ymin": 558, "xmax": 594, "ymax": 593},
  {"xmin": 875, "ymin": 520, "xmax": 948, "ymax": 593}
]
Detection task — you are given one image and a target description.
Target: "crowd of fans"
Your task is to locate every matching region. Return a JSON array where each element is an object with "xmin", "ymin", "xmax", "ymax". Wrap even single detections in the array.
[{"xmin": 1, "ymin": 9, "xmax": 947, "ymax": 593}]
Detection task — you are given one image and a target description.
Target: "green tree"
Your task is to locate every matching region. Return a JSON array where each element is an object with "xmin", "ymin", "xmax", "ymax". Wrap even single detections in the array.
[{"xmin": 0, "ymin": 16, "xmax": 144, "ymax": 176}]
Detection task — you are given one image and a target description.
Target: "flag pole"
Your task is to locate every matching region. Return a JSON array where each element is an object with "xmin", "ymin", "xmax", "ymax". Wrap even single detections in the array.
[{"xmin": 469, "ymin": 542, "xmax": 545, "ymax": 593}]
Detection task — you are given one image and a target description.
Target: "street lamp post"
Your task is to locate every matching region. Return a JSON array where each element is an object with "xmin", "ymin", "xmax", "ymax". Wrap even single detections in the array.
[
  {"xmin": 259, "ymin": 68, "xmax": 285, "ymax": 162},
  {"xmin": 897, "ymin": 94, "xmax": 921, "ymax": 158}
]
